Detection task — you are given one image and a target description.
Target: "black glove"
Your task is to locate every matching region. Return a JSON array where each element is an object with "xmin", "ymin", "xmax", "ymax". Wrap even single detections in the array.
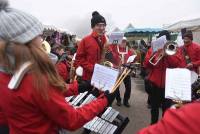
[
  {"xmin": 78, "ymin": 80, "xmax": 93, "ymax": 93},
  {"xmin": 192, "ymin": 78, "xmax": 200, "ymax": 100},
  {"xmin": 91, "ymin": 88, "xmax": 100, "ymax": 97},
  {"xmin": 104, "ymin": 90, "xmax": 116, "ymax": 106},
  {"xmin": 122, "ymin": 63, "xmax": 131, "ymax": 68}
]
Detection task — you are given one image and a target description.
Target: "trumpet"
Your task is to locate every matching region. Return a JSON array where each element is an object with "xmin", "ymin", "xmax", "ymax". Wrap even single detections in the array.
[{"xmin": 149, "ymin": 41, "xmax": 177, "ymax": 66}]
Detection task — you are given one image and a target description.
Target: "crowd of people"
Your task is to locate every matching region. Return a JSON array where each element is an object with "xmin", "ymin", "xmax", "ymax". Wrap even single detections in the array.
[{"xmin": 0, "ymin": 0, "xmax": 200, "ymax": 134}]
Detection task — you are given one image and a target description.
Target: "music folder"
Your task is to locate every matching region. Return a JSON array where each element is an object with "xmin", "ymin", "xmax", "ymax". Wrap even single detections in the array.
[
  {"xmin": 108, "ymin": 32, "xmax": 124, "ymax": 44},
  {"xmin": 91, "ymin": 64, "xmax": 119, "ymax": 93},
  {"xmin": 165, "ymin": 68, "xmax": 191, "ymax": 101},
  {"xmin": 152, "ymin": 35, "xmax": 167, "ymax": 52}
]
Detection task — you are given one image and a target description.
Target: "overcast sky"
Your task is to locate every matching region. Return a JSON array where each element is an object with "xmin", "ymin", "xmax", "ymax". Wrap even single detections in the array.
[{"xmin": 9, "ymin": 0, "xmax": 200, "ymax": 37}]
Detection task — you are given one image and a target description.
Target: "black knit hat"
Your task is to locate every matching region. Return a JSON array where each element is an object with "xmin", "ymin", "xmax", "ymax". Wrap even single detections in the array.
[
  {"xmin": 91, "ymin": 11, "xmax": 106, "ymax": 28},
  {"xmin": 181, "ymin": 28, "xmax": 187, "ymax": 39},
  {"xmin": 158, "ymin": 30, "xmax": 171, "ymax": 41},
  {"xmin": 183, "ymin": 30, "xmax": 193, "ymax": 40}
]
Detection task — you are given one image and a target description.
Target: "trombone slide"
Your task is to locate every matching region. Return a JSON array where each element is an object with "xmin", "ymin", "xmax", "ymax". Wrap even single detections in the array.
[{"xmin": 149, "ymin": 53, "xmax": 164, "ymax": 66}]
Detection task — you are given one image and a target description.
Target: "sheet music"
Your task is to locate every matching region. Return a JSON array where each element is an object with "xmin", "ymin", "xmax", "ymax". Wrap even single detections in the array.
[
  {"xmin": 91, "ymin": 64, "xmax": 119, "ymax": 93},
  {"xmin": 127, "ymin": 55, "xmax": 137, "ymax": 63},
  {"xmin": 152, "ymin": 35, "xmax": 167, "ymax": 52},
  {"xmin": 165, "ymin": 68, "xmax": 191, "ymax": 101},
  {"xmin": 108, "ymin": 32, "xmax": 124, "ymax": 44}
]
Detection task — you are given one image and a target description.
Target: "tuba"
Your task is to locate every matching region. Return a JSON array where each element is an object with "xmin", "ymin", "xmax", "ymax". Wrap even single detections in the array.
[{"xmin": 149, "ymin": 41, "xmax": 177, "ymax": 66}]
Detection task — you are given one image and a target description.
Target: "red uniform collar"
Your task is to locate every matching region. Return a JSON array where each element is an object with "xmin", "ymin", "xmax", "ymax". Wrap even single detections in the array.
[
  {"xmin": 91, "ymin": 31, "xmax": 105, "ymax": 38},
  {"xmin": 91, "ymin": 31, "xmax": 106, "ymax": 44},
  {"xmin": 91, "ymin": 31, "xmax": 99, "ymax": 38}
]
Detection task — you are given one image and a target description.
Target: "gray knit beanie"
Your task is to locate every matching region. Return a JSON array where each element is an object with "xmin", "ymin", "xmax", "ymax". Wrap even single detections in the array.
[{"xmin": 0, "ymin": 0, "xmax": 44, "ymax": 44}]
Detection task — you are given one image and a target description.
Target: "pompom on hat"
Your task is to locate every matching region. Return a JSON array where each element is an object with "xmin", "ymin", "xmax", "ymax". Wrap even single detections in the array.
[{"xmin": 91, "ymin": 11, "xmax": 106, "ymax": 28}]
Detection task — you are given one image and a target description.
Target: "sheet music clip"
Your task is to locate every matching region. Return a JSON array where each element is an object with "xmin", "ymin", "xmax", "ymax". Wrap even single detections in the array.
[{"xmin": 8, "ymin": 61, "xmax": 32, "ymax": 90}]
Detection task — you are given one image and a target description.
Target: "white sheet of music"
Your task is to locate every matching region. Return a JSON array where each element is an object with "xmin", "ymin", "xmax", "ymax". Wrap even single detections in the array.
[
  {"xmin": 127, "ymin": 55, "xmax": 137, "ymax": 63},
  {"xmin": 91, "ymin": 64, "xmax": 119, "ymax": 93},
  {"xmin": 108, "ymin": 32, "xmax": 124, "ymax": 44},
  {"xmin": 152, "ymin": 35, "xmax": 167, "ymax": 52},
  {"xmin": 165, "ymin": 68, "xmax": 191, "ymax": 101}
]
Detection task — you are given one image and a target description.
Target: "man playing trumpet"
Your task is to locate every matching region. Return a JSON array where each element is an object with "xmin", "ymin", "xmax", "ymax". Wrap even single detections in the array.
[
  {"xmin": 137, "ymin": 30, "xmax": 200, "ymax": 134},
  {"xmin": 143, "ymin": 30, "xmax": 186, "ymax": 124}
]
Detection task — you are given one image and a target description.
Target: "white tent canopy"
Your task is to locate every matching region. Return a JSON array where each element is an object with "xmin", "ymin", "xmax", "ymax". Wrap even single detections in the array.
[
  {"xmin": 165, "ymin": 18, "xmax": 200, "ymax": 32},
  {"xmin": 165, "ymin": 18, "xmax": 200, "ymax": 44}
]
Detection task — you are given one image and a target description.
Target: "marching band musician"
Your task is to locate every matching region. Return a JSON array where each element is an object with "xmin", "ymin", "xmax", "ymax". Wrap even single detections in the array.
[
  {"xmin": 51, "ymin": 44, "xmax": 71, "ymax": 82},
  {"xmin": 137, "ymin": 101, "xmax": 200, "ymax": 134},
  {"xmin": 108, "ymin": 37, "xmax": 138, "ymax": 107},
  {"xmin": 181, "ymin": 30, "xmax": 200, "ymax": 74},
  {"xmin": 0, "ymin": 1, "xmax": 116, "ymax": 134},
  {"xmin": 74, "ymin": 11, "xmax": 107, "ymax": 81},
  {"xmin": 138, "ymin": 30, "xmax": 200, "ymax": 133},
  {"xmin": 41, "ymin": 41, "xmax": 70, "ymax": 82},
  {"xmin": 143, "ymin": 47, "xmax": 153, "ymax": 108},
  {"xmin": 143, "ymin": 30, "xmax": 186, "ymax": 124}
]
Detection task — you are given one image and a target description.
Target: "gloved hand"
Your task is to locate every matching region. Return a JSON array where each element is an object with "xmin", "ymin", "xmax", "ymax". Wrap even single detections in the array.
[
  {"xmin": 78, "ymin": 80, "xmax": 93, "ymax": 93},
  {"xmin": 122, "ymin": 63, "xmax": 131, "ymax": 68},
  {"xmin": 104, "ymin": 90, "xmax": 116, "ymax": 106}
]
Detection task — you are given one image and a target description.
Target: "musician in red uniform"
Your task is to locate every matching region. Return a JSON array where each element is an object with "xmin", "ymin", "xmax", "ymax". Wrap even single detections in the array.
[
  {"xmin": 52, "ymin": 44, "xmax": 71, "ymax": 82},
  {"xmin": 74, "ymin": 11, "xmax": 107, "ymax": 81},
  {"xmin": 143, "ymin": 47, "xmax": 153, "ymax": 108},
  {"xmin": 137, "ymin": 30, "xmax": 200, "ymax": 134},
  {"xmin": 137, "ymin": 102, "xmax": 200, "ymax": 134},
  {"xmin": 181, "ymin": 30, "xmax": 200, "ymax": 74},
  {"xmin": 108, "ymin": 37, "xmax": 137, "ymax": 107},
  {"xmin": 0, "ymin": 2, "xmax": 115, "ymax": 134},
  {"xmin": 143, "ymin": 30, "xmax": 186, "ymax": 124}
]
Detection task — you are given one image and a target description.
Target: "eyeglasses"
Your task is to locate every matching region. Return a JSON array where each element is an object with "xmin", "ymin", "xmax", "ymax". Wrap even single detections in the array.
[{"xmin": 96, "ymin": 23, "xmax": 106, "ymax": 28}]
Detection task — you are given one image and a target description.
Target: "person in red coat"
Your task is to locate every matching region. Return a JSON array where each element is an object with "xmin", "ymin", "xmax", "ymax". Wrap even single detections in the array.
[
  {"xmin": 143, "ymin": 47, "xmax": 153, "ymax": 108},
  {"xmin": 137, "ymin": 102, "xmax": 200, "ymax": 134},
  {"xmin": 56, "ymin": 61, "xmax": 69, "ymax": 81},
  {"xmin": 52, "ymin": 44, "xmax": 70, "ymax": 82},
  {"xmin": 108, "ymin": 37, "xmax": 137, "ymax": 107},
  {"xmin": 143, "ymin": 30, "xmax": 186, "ymax": 124},
  {"xmin": 0, "ymin": 2, "xmax": 115, "ymax": 134},
  {"xmin": 181, "ymin": 30, "xmax": 200, "ymax": 74},
  {"xmin": 74, "ymin": 11, "xmax": 107, "ymax": 81}
]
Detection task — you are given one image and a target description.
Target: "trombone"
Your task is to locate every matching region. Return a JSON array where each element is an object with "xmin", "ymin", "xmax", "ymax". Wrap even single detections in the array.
[{"xmin": 149, "ymin": 41, "xmax": 178, "ymax": 66}]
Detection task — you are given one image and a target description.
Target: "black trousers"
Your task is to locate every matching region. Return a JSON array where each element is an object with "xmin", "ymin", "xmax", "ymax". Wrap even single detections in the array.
[
  {"xmin": 115, "ymin": 75, "xmax": 131, "ymax": 102},
  {"xmin": 144, "ymin": 78, "xmax": 151, "ymax": 105},
  {"xmin": 150, "ymin": 84, "xmax": 172, "ymax": 124}
]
